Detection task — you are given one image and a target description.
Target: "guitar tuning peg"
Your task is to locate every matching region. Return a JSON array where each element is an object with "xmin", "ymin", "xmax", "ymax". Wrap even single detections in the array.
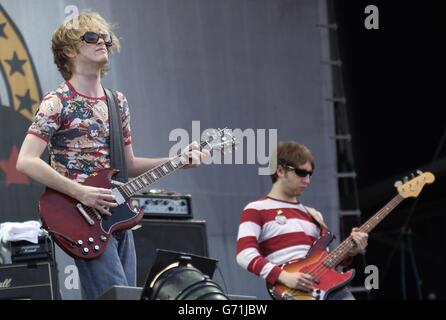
[
  {"xmin": 416, "ymin": 170, "xmax": 423, "ymax": 175},
  {"xmin": 394, "ymin": 180, "xmax": 403, "ymax": 188},
  {"xmin": 403, "ymin": 176, "xmax": 409, "ymax": 183},
  {"xmin": 410, "ymin": 173, "xmax": 415, "ymax": 179}
]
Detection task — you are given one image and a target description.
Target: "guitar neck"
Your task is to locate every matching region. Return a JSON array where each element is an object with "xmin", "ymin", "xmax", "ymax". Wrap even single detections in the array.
[
  {"xmin": 323, "ymin": 194, "xmax": 405, "ymax": 268},
  {"xmin": 116, "ymin": 141, "xmax": 209, "ymax": 200}
]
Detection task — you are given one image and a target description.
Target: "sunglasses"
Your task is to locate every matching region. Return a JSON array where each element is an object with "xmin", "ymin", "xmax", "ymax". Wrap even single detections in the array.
[
  {"xmin": 80, "ymin": 32, "xmax": 113, "ymax": 47},
  {"xmin": 286, "ymin": 165, "xmax": 313, "ymax": 178}
]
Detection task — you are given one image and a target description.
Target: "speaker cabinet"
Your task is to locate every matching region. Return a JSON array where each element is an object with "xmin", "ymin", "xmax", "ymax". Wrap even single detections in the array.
[
  {"xmin": 133, "ymin": 219, "xmax": 209, "ymax": 286},
  {"xmin": 0, "ymin": 261, "xmax": 59, "ymax": 300}
]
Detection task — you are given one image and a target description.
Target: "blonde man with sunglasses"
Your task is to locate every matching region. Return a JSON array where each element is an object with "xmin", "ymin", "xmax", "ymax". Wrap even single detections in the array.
[
  {"xmin": 236, "ymin": 141, "xmax": 368, "ymax": 300},
  {"xmin": 16, "ymin": 12, "xmax": 208, "ymax": 300}
]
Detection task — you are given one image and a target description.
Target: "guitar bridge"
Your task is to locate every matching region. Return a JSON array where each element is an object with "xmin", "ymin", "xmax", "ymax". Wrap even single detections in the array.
[{"xmin": 92, "ymin": 208, "xmax": 102, "ymax": 220}]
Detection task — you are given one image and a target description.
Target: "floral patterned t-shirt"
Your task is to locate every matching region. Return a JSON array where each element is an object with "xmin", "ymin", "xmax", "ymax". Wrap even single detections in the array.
[{"xmin": 28, "ymin": 81, "xmax": 132, "ymax": 182}]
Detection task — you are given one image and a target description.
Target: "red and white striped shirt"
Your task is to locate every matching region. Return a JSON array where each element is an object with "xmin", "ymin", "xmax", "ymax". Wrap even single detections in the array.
[{"xmin": 236, "ymin": 196, "xmax": 325, "ymax": 285}]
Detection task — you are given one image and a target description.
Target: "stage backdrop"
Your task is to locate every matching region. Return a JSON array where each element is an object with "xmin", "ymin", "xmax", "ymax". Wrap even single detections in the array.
[{"xmin": 0, "ymin": 0, "xmax": 338, "ymax": 299}]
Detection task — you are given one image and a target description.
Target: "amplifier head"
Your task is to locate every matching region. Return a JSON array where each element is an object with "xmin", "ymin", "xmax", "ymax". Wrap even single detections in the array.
[
  {"xmin": 10, "ymin": 236, "xmax": 53, "ymax": 263},
  {"xmin": 131, "ymin": 193, "xmax": 192, "ymax": 219}
]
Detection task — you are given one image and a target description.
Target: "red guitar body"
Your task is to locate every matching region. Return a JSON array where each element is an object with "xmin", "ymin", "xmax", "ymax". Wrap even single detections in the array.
[
  {"xmin": 267, "ymin": 234, "xmax": 355, "ymax": 300},
  {"xmin": 39, "ymin": 169, "xmax": 143, "ymax": 260}
]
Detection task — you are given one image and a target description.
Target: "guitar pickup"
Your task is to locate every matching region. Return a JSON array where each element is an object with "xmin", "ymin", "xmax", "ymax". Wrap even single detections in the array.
[
  {"xmin": 111, "ymin": 188, "xmax": 126, "ymax": 205},
  {"xmin": 111, "ymin": 180, "xmax": 124, "ymax": 186},
  {"xmin": 76, "ymin": 203, "xmax": 95, "ymax": 225}
]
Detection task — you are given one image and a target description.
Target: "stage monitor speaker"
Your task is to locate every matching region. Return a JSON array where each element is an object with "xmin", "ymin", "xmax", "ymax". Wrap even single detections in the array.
[
  {"xmin": 133, "ymin": 219, "xmax": 209, "ymax": 287},
  {"xmin": 227, "ymin": 294, "xmax": 258, "ymax": 300},
  {"xmin": 96, "ymin": 285, "xmax": 142, "ymax": 300}
]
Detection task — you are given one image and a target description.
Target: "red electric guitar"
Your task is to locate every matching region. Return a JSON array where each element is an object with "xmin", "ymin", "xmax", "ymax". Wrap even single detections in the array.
[
  {"xmin": 39, "ymin": 128, "xmax": 236, "ymax": 260},
  {"xmin": 267, "ymin": 171, "xmax": 435, "ymax": 300}
]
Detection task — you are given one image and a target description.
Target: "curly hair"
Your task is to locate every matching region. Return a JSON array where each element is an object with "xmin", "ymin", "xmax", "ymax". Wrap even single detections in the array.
[{"xmin": 51, "ymin": 11, "xmax": 121, "ymax": 80}]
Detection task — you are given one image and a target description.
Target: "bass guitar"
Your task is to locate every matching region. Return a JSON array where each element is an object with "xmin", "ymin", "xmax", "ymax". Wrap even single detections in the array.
[{"xmin": 267, "ymin": 171, "xmax": 435, "ymax": 300}]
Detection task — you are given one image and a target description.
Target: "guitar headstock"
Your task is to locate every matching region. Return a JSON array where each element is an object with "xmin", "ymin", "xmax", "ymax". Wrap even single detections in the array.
[
  {"xmin": 203, "ymin": 128, "xmax": 238, "ymax": 153},
  {"xmin": 396, "ymin": 171, "xmax": 435, "ymax": 198}
]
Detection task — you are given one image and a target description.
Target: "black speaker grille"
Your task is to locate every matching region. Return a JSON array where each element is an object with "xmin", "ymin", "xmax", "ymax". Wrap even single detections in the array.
[
  {"xmin": 133, "ymin": 219, "xmax": 208, "ymax": 286},
  {"xmin": 0, "ymin": 261, "xmax": 59, "ymax": 300}
]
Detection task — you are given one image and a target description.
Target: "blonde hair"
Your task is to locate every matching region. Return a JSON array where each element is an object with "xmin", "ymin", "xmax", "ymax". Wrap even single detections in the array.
[{"xmin": 51, "ymin": 11, "xmax": 121, "ymax": 80}]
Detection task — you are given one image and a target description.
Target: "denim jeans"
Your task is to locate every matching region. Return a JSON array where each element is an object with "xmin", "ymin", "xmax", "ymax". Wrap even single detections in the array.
[{"xmin": 74, "ymin": 230, "xmax": 136, "ymax": 300}]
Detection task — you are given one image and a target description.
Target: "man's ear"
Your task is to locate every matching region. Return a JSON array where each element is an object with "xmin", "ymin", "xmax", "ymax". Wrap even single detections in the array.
[
  {"xmin": 63, "ymin": 47, "xmax": 77, "ymax": 59},
  {"xmin": 276, "ymin": 164, "xmax": 286, "ymax": 178}
]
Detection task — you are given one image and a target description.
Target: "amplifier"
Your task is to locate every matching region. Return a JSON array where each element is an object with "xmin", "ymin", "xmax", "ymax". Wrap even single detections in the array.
[
  {"xmin": 10, "ymin": 236, "xmax": 53, "ymax": 263},
  {"xmin": 0, "ymin": 261, "xmax": 59, "ymax": 300},
  {"xmin": 131, "ymin": 191, "xmax": 192, "ymax": 219}
]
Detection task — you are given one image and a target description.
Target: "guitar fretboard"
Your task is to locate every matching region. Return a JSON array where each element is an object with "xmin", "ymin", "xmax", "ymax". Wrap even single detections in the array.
[
  {"xmin": 323, "ymin": 194, "xmax": 404, "ymax": 268},
  {"xmin": 116, "ymin": 141, "xmax": 209, "ymax": 200}
]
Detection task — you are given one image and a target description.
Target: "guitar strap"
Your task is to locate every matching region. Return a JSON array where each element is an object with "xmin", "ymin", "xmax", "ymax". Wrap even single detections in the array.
[
  {"xmin": 104, "ymin": 88, "xmax": 129, "ymax": 183},
  {"xmin": 304, "ymin": 206, "xmax": 329, "ymax": 234}
]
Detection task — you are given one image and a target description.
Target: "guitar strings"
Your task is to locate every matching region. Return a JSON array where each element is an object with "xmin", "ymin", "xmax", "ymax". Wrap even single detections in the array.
[
  {"xmin": 295, "ymin": 195, "xmax": 404, "ymax": 289},
  {"xmin": 115, "ymin": 140, "xmax": 210, "ymax": 198}
]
